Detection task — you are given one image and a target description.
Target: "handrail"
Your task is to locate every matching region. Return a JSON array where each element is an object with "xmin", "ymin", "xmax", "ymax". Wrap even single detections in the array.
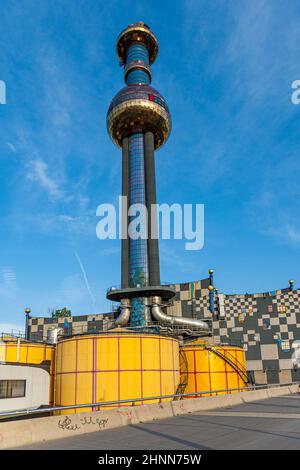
[
  {"xmin": 0, "ymin": 382, "xmax": 297, "ymax": 419},
  {"xmin": 205, "ymin": 345, "xmax": 251, "ymax": 384},
  {"xmin": 222, "ymin": 349, "xmax": 254, "ymax": 384},
  {"xmin": 174, "ymin": 349, "xmax": 189, "ymax": 399},
  {"xmin": 107, "ymin": 281, "xmax": 177, "ymax": 293},
  {"xmin": 27, "ymin": 321, "xmax": 214, "ymax": 344}
]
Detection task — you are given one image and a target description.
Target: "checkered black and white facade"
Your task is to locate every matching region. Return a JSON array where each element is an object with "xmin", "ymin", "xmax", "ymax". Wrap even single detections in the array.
[
  {"xmin": 165, "ymin": 280, "xmax": 300, "ymax": 385},
  {"xmin": 28, "ymin": 312, "xmax": 114, "ymax": 341},
  {"xmin": 28, "ymin": 278, "xmax": 300, "ymax": 385}
]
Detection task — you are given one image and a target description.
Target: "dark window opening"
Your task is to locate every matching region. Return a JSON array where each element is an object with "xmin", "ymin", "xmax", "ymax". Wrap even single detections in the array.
[{"xmin": 0, "ymin": 380, "xmax": 26, "ymax": 399}]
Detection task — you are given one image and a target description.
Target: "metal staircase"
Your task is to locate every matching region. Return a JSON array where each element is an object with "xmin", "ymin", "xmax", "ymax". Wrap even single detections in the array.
[
  {"xmin": 205, "ymin": 345, "xmax": 253, "ymax": 385},
  {"xmin": 174, "ymin": 349, "xmax": 189, "ymax": 399}
]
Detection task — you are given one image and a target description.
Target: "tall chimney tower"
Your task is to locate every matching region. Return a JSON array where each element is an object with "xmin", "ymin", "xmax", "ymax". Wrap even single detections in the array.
[{"xmin": 106, "ymin": 23, "xmax": 209, "ymax": 334}]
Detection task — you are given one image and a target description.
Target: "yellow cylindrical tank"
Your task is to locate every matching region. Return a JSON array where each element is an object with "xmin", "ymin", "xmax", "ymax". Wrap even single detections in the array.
[
  {"xmin": 181, "ymin": 340, "xmax": 248, "ymax": 397},
  {"xmin": 55, "ymin": 332, "xmax": 180, "ymax": 414},
  {"xmin": 0, "ymin": 338, "xmax": 55, "ymax": 405}
]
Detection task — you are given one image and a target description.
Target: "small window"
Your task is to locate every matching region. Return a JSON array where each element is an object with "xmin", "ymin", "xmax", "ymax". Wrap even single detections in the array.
[
  {"xmin": 281, "ymin": 340, "xmax": 290, "ymax": 352},
  {"xmin": 0, "ymin": 380, "xmax": 26, "ymax": 399},
  {"xmin": 238, "ymin": 313, "xmax": 246, "ymax": 323}
]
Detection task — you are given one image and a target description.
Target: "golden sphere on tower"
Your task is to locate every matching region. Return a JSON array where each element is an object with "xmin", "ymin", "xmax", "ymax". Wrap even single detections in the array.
[
  {"xmin": 107, "ymin": 85, "xmax": 171, "ymax": 149},
  {"xmin": 25, "ymin": 308, "xmax": 31, "ymax": 314},
  {"xmin": 208, "ymin": 285, "xmax": 214, "ymax": 291}
]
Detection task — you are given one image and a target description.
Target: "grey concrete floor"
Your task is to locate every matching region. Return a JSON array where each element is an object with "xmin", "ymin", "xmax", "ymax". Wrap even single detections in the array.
[{"xmin": 15, "ymin": 394, "xmax": 300, "ymax": 450}]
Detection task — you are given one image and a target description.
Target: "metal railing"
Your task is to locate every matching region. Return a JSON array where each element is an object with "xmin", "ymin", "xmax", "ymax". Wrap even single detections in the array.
[
  {"xmin": 107, "ymin": 281, "xmax": 176, "ymax": 294},
  {"xmin": 1, "ymin": 330, "xmax": 26, "ymax": 341},
  {"xmin": 205, "ymin": 345, "xmax": 252, "ymax": 384},
  {"xmin": 0, "ymin": 381, "xmax": 297, "ymax": 420},
  {"xmin": 185, "ymin": 337, "xmax": 242, "ymax": 348},
  {"xmin": 174, "ymin": 349, "xmax": 189, "ymax": 397},
  {"xmin": 27, "ymin": 321, "xmax": 214, "ymax": 344}
]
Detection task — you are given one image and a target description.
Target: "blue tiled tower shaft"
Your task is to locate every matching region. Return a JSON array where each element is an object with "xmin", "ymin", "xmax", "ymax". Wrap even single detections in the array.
[
  {"xmin": 125, "ymin": 41, "xmax": 153, "ymax": 325},
  {"xmin": 128, "ymin": 133, "xmax": 149, "ymax": 288},
  {"xmin": 126, "ymin": 44, "xmax": 150, "ymax": 85},
  {"xmin": 126, "ymin": 44, "xmax": 150, "ymax": 325}
]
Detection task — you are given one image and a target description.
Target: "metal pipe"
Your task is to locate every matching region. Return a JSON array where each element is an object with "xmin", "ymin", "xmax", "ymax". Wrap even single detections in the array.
[
  {"xmin": 114, "ymin": 298, "xmax": 131, "ymax": 327},
  {"xmin": 150, "ymin": 296, "xmax": 210, "ymax": 331},
  {"xmin": 0, "ymin": 382, "xmax": 296, "ymax": 418},
  {"xmin": 208, "ymin": 269, "xmax": 214, "ymax": 314},
  {"xmin": 24, "ymin": 308, "xmax": 31, "ymax": 340}
]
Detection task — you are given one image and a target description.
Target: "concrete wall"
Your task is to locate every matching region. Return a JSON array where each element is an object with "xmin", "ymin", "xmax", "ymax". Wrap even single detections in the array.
[
  {"xmin": 0, "ymin": 384, "xmax": 297, "ymax": 449},
  {"xmin": 0, "ymin": 364, "xmax": 50, "ymax": 412}
]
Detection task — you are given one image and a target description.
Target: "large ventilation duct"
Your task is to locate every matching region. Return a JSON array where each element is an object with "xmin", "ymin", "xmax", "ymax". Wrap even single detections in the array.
[
  {"xmin": 114, "ymin": 298, "xmax": 131, "ymax": 327},
  {"xmin": 150, "ymin": 296, "xmax": 210, "ymax": 332}
]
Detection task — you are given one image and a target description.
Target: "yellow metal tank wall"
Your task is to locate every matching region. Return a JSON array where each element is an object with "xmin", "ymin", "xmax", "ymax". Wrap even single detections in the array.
[
  {"xmin": 0, "ymin": 339, "xmax": 55, "ymax": 404},
  {"xmin": 55, "ymin": 333, "xmax": 180, "ymax": 414},
  {"xmin": 182, "ymin": 342, "xmax": 247, "ymax": 397}
]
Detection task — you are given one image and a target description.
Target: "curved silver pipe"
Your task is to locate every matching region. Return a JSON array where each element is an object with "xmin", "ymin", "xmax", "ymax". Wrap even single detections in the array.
[
  {"xmin": 151, "ymin": 296, "xmax": 210, "ymax": 332},
  {"xmin": 114, "ymin": 298, "xmax": 131, "ymax": 327}
]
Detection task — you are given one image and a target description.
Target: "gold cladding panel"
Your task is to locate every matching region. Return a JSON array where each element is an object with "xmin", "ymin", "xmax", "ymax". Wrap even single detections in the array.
[
  {"xmin": 116, "ymin": 24, "xmax": 158, "ymax": 65},
  {"xmin": 107, "ymin": 99, "xmax": 171, "ymax": 149}
]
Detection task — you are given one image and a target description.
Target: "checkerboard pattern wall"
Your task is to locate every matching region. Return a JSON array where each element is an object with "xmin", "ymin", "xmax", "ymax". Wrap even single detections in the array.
[
  {"xmin": 28, "ymin": 312, "xmax": 113, "ymax": 341},
  {"xmin": 165, "ymin": 281, "xmax": 300, "ymax": 385},
  {"xmin": 28, "ymin": 278, "xmax": 300, "ymax": 386}
]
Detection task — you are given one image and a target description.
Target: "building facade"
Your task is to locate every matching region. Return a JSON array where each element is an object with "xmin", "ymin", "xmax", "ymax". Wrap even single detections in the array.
[
  {"xmin": 27, "ymin": 278, "xmax": 300, "ymax": 386},
  {"xmin": 166, "ymin": 279, "xmax": 300, "ymax": 385},
  {"xmin": 27, "ymin": 312, "xmax": 113, "ymax": 342}
]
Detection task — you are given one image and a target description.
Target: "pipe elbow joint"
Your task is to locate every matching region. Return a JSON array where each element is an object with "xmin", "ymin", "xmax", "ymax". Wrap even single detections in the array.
[{"xmin": 114, "ymin": 298, "xmax": 131, "ymax": 327}]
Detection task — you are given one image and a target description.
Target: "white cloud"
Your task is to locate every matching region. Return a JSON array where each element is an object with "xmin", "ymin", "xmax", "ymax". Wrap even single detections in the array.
[
  {"xmin": 10, "ymin": 211, "xmax": 94, "ymax": 238},
  {"xmin": 0, "ymin": 266, "xmax": 18, "ymax": 300},
  {"xmin": 286, "ymin": 225, "xmax": 300, "ymax": 245},
  {"xmin": 27, "ymin": 158, "xmax": 64, "ymax": 200},
  {"xmin": 2, "ymin": 267, "xmax": 16, "ymax": 285}
]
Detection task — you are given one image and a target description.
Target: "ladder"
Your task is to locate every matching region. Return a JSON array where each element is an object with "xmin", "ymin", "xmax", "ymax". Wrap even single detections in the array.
[
  {"xmin": 174, "ymin": 349, "xmax": 189, "ymax": 399},
  {"xmin": 205, "ymin": 345, "xmax": 253, "ymax": 385}
]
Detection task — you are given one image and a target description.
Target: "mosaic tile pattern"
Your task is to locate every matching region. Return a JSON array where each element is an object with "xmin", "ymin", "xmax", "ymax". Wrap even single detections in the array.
[
  {"xmin": 28, "ymin": 279, "xmax": 300, "ymax": 386},
  {"xmin": 165, "ymin": 282, "xmax": 300, "ymax": 385},
  {"xmin": 28, "ymin": 312, "xmax": 113, "ymax": 341}
]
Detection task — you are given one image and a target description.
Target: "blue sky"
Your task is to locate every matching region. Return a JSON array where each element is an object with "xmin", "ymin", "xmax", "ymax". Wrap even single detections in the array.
[{"xmin": 1, "ymin": 0, "xmax": 300, "ymax": 331}]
